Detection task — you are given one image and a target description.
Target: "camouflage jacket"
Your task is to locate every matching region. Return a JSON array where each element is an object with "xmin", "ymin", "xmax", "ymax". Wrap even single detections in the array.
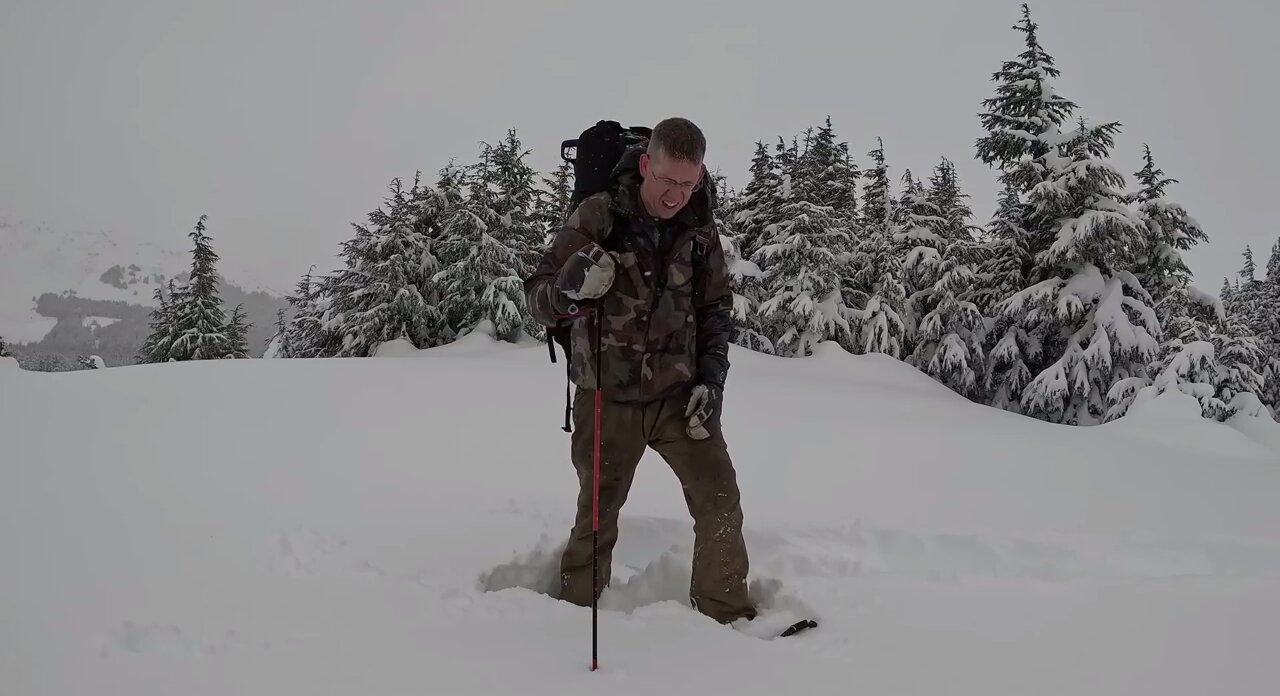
[{"xmin": 524, "ymin": 145, "xmax": 734, "ymax": 403}]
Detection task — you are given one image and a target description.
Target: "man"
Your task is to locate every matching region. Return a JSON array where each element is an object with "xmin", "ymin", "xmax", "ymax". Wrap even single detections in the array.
[{"xmin": 523, "ymin": 117, "xmax": 757, "ymax": 625}]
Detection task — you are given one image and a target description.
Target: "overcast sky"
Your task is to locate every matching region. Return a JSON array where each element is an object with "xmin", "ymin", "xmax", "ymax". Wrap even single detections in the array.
[{"xmin": 2, "ymin": 0, "xmax": 1275, "ymax": 296}]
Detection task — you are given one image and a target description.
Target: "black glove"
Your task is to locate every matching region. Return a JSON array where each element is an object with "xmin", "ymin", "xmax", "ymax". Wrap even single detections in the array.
[{"xmin": 684, "ymin": 383, "xmax": 722, "ymax": 440}]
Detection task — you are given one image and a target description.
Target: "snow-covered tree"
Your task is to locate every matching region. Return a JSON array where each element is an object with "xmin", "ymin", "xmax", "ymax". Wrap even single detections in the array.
[
  {"xmin": 1000, "ymin": 119, "xmax": 1158, "ymax": 425},
  {"xmin": 321, "ymin": 174, "xmax": 449, "ymax": 357},
  {"xmin": 1125, "ymin": 144, "xmax": 1210, "ymax": 329},
  {"xmin": 716, "ymin": 193, "xmax": 772, "ymax": 355},
  {"xmin": 137, "ymin": 280, "xmax": 191, "ymax": 363},
  {"xmin": 793, "ymin": 116, "xmax": 859, "ymax": 222},
  {"xmin": 1268, "ymin": 238, "xmax": 1280, "ymax": 283},
  {"xmin": 899, "ymin": 163, "xmax": 987, "ymax": 397},
  {"xmin": 0, "ymin": 334, "xmax": 7, "ymax": 357},
  {"xmin": 732, "ymin": 141, "xmax": 786, "ymax": 267},
  {"xmin": 167, "ymin": 215, "xmax": 231, "ymax": 361},
  {"xmin": 1239, "ymin": 245, "xmax": 1258, "ymax": 285},
  {"xmin": 844, "ymin": 138, "xmax": 908, "ymax": 358},
  {"xmin": 225, "ymin": 304, "xmax": 250, "ymax": 359},
  {"xmin": 432, "ymin": 149, "xmax": 533, "ymax": 343},
  {"xmin": 753, "ymin": 192, "xmax": 855, "ymax": 357},
  {"xmin": 278, "ymin": 267, "xmax": 334, "ymax": 359},
  {"xmin": 975, "ymin": 3, "xmax": 1078, "ymax": 201},
  {"xmin": 534, "ymin": 158, "xmax": 574, "ymax": 242}
]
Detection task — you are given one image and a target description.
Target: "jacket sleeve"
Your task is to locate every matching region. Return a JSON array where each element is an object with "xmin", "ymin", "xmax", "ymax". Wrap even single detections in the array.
[
  {"xmin": 693, "ymin": 224, "xmax": 735, "ymax": 389},
  {"xmin": 524, "ymin": 194, "xmax": 611, "ymax": 327}
]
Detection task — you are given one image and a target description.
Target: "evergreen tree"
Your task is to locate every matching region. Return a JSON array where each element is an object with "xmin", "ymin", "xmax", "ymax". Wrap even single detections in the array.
[
  {"xmin": 732, "ymin": 141, "xmax": 786, "ymax": 266},
  {"xmin": 716, "ymin": 199, "xmax": 773, "ymax": 355},
  {"xmin": 263, "ymin": 308, "xmax": 288, "ymax": 359},
  {"xmin": 280, "ymin": 267, "xmax": 333, "ymax": 358},
  {"xmin": 845, "ymin": 138, "xmax": 908, "ymax": 358},
  {"xmin": 751, "ymin": 130, "xmax": 858, "ymax": 356},
  {"xmin": 793, "ymin": 116, "xmax": 859, "ymax": 221},
  {"xmin": 1001, "ymin": 118, "xmax": 1158, "ymax": 424},
  {"xmin": 975, "ymin": 3, "xmax": 1078, "ymax": 200},
  {"xmin": 136, "ymin": 284, "xmax": 177, "ymax": 363},
  {"xmin": 971, "ymin": 185, "xmax": 1032, "ymax": 315},
  {"xmin": 1126, "ymin": 144, "xmax": 1209, "ymax": 329},
  {"xmin": 1240, "ymin": 245, "xmax": 1257, "ymax": 285},
  {"xmin": 535, "ymin": 158, "xmax": 575, "ymax": 243},
  {"xmin": 432, "ymin": 145, "xmax": 533, "ymax": 343},
  {"xmin": 167, "ymin": 215, "xmax": 231, "ymax": 361},
  {"xmin": 322, "ymin": 174, "xmax": 448, "ymax": 357},
  {"xmin": 0, "ymin": 334, "xmax": 7, "ymax": 357},
  {"xmin": 927, "ymin": 158, "xmax": 978, "ymax": 242},
  {"xmin": 1268, "ymin": 237, "xmax": 1280, "ymax": 282},
  {"xmin": 225, "ymin": 304, "xmax": 250, "ymax": 359},
  {"xmin": 1110, "ymin": 297, "xmax": 1270, "ymax": 422},
  {"xmin": 900, "ymin": 164, "xmax": 987, "ymax": 397}
]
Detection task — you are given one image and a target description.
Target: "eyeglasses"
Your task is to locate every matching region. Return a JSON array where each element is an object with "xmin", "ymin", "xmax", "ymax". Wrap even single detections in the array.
[{"xmin": 648, "ymin": 167, "xmax": 702, "ymax": 192}]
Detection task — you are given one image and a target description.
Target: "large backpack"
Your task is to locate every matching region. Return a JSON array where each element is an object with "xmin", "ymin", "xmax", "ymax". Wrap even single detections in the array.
[{"xmin": 543, "ymin": 120, "xmax": 714, "ymax": 431}]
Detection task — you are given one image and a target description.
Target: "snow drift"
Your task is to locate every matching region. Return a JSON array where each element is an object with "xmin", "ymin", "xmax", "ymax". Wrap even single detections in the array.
[{"xmin": 2, "ymin": 334, "xmax": 1278, "ymax": 695}]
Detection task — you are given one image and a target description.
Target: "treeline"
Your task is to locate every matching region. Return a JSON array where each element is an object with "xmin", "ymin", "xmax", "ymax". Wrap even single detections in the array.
[{"xmin": 163, "ymin": 3, "xmax": 1280, "ymax": 426}]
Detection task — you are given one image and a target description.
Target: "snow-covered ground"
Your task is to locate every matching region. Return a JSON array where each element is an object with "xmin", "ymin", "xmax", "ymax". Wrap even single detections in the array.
[{"xmin": 2, "ymin": 331, "xmax": 1278, "ymax": 695}]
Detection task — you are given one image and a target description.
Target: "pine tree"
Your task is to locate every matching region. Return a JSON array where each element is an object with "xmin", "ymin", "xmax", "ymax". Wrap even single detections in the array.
[
  {"xmin": 1001, "ymin": 118, "xmax": 1158, "ymax": 425},
  {"xmin": 1240, "ymin": 245, "xmax": 1257, "ymax": 285},
  {"xmin": 753, "ymin": 191, "xmax": 855, "ymax": 357},
  {"xmin": 280, "ymin": 267, "xmax": 333, "ymax": 358},
  {"xmin": 225, "ymin": 304, "xmax": 250, "ymax": 358},
  {"xmin": 1110, "ymin": 293, "xmax": 1269, "ymax": 422},
  {"xmin": 322, "ymin": 174, "xmax": 448, "ymax": 357},
  {"xmin": 716, "ymin": 199, "xmax": 772, "ymax": 355},
  {"xmin": 898, "ymin": 163, "xmax": 987, "ymax": 397},
  {"xmin": 263, "ymin": 308, "xmax": 288, "ymax": 359},
  {"xmin": 535, "ymin": 158, "xmax": 575, "ymax": 244},
  {"xmin": 844, "ymin": 138, "xmax": 908, "ymax": 358},
  {"xmin": 793, "ymin": 116, "xmax": 859, "ymax": 221},
  {"xmin": 751, "ymin": 129, "xmax": 858, "ymax": 357},
  {"xmin": 732, "ymin": 141, "xmax": 786, "ymax": 266},
  {"xmin": 167, "ymin": 215, "xmax": 231, "ymax": 361},
  {"xmin": 1268, "ymin": 237, "xmax": 1280, "ymax": 283},
  {"xmin": 0, "ymin": 334, "xmax": 9, "ymax": 357},
  {"xmin": 136, "ymin": 284, "xmax": 177, "ymax": 363},
  {"xmin": 975, "ymin": 3, "xmax": 1078, "ymax": 200},
  {"xmin": 1126, "ymin": 144, "xmax": 1210, "ymax": 329},
  {"xmin": 432, "ymin": 144, "xmax": 533, "ymax": 343}
]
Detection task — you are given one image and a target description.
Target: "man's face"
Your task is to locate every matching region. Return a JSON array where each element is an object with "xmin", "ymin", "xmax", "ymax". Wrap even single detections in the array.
[{"xmin": 638, "ymin": 148, "xmax": 704, "ymax": 220}]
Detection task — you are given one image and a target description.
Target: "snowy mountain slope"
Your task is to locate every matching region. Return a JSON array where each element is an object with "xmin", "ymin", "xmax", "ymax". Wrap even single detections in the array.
[
  {"xmin": 0, "ymin": 215, "xmax": 186, "ymax": 342},
  {"xmin": 2, "ymin": 333, "xmax": 1278, "ymax": 695},
  {"xmin": 0, "ymin": 215, "xmax": 288, "ymax": 361}
]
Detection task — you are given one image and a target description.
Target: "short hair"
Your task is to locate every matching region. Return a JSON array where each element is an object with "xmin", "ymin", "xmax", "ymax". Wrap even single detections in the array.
[{"xmin": 648, "ymin": 117, "xmax": 705, "ymax": 162}]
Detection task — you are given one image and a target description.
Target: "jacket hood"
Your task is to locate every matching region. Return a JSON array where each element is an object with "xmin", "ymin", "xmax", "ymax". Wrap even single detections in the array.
[{"xmin": 608, "ymin": 141, "xmax": 716, "ymax": 228}]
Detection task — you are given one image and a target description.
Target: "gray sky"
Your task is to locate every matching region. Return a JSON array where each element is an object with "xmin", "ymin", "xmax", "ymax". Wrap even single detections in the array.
[{"xmin": 2, "ymin": 0, "xmax": 1275, "ymax": 296}]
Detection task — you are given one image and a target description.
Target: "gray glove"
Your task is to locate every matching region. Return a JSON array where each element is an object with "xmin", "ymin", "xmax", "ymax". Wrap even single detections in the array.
[
  {"xmin": 685, "ymin": 384, "xmax": 722, "ymax": 440},
  {"xmin": 556, "ymin": 243, "xmax": 616, "ymax": 301}
]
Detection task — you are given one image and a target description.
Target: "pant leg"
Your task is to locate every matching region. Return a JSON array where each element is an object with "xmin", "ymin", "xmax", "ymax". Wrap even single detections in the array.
[
  {"xmin": 647, "ymin": 391, "xmax": 756, "ymax": 624},
  {"xmin": 558, "ymin": 387, "xmax": 648, "ymax": 607}
]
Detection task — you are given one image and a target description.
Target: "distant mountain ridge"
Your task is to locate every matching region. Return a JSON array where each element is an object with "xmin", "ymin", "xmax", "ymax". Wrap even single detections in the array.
[{"xmin": 0, "ymin": 214, "xmax": 289, "ymax": 368}]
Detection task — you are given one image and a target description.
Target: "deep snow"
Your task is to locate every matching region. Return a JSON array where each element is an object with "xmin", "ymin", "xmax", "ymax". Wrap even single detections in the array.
[{"xmin": 2, "ymin": 330, "xmax": 1278, "ymax": 695}]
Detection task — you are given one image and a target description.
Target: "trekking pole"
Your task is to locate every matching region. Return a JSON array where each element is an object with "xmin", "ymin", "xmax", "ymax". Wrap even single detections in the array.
[{"xmin": 591, "ymin": 302, "xmax": 603, "ymax": 671}]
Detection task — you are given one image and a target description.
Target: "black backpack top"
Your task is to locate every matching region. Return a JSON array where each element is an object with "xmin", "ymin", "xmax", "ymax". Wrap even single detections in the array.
[{"xmin": 562, "ymin": 120, "xmax": 653, "ymax": 212}]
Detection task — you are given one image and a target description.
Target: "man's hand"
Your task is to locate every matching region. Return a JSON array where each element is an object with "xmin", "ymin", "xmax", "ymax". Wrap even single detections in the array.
[
  {"xmin": 556, "ymin": 243, "xmax": 615, "ymax": 300},
  {"xmin": 684, "ymin": 383, "xmax": 722, "ymax": 440}
]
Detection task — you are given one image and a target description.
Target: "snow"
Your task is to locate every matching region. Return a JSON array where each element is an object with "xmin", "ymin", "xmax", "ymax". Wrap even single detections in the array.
[
  {"xmin": 83, "ymin": 316, "xmax": 121, "ymax": 329},
  {"xmin": 0, "ymin": 216, "xmax": 188, "ymax": 343},
  {"xmin": 2, "ymin": 338, "xmax": 1279, "ymax": 695}
]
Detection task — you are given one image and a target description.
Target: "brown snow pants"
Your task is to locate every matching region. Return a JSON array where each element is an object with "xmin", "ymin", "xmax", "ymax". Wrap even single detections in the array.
[{"xmin": 558, "ymin": 385, "xmax": 757, "ymax": 624}]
